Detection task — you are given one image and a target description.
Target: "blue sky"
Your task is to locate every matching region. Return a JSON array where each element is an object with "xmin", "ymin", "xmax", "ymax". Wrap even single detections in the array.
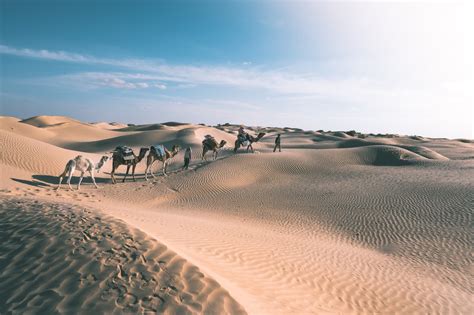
[{"xmin": 1, "ymin": 0, "xmax": 472, "ymax": 138}]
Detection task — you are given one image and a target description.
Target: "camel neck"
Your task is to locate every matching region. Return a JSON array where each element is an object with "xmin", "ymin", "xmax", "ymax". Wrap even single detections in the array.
[{"xmin": 95, "ymin": 160, "xmax": 105, "ymax": 170}]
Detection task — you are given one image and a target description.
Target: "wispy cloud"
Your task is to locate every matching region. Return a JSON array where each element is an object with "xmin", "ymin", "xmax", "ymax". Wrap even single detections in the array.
[
  {"xmin": 0, "ymin": 44, "xmax": 96, "ymax": 63},
  {"xmin": 56, "ymin": 72, "xmax": 167, "ymax": 90},
  {"xmin": 1, "ymin": 44, "xmax": 379, "ymax": 96},
  {"xmin": 3, "ymin": 43, "xmax": 469, "ymax": 130}
]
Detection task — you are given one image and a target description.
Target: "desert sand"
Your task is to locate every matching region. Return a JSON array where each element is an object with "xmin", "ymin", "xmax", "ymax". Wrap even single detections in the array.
[{"xmin": 0, "ymin": 115, "xmax": 473, "ymax": 314}]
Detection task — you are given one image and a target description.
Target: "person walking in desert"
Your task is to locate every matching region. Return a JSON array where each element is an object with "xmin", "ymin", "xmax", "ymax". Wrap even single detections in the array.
[
  {"xmin": 273, "ymin": 134, "xmax": 282, "ymax": 152},
  {"xmin": 183, "ymin": 147, "xmax": 192, "ymax": 170}
]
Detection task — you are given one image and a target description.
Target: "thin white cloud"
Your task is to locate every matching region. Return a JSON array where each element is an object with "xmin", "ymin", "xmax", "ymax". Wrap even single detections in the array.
[
  {"xmin": 0, "ymin": 44, "xmax": 95, "ymax": 63},
  {"xmin": 1, "ymin": 44, "xmax": 380, "ymax": 95},
  {"xmin": 54, "ymin": 72, "xmax": 167, "ymax": 90}
]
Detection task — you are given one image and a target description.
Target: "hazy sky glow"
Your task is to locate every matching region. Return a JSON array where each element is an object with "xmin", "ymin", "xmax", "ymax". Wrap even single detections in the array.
[{"xmin": 1, "ymin": 1, "xmax": 472, "ymax": 138}]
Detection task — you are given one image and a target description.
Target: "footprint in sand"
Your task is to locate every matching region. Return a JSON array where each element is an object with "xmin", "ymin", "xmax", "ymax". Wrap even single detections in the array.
[
  {"xmin": 80, "ymin": 274, "xmax": 97, "ymax": 287},
  {"xmin": 141, "ymin": 295, "xmax": 165, "ymax": 310}
]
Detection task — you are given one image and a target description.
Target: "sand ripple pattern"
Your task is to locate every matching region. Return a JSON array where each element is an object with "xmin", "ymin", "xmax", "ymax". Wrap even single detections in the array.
[
  {"xmin": 0, "ymin": 197, "xmax": 245, "ymax": 315},
  {"xmin": 133, "ymin": 150, "xmax": 474, "ymax": 314}
]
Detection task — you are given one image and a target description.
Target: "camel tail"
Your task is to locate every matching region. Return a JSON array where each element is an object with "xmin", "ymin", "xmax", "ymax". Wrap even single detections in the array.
[{"xmin": 59, "ymin": 160, "xmax": 74, "ymax": 177}]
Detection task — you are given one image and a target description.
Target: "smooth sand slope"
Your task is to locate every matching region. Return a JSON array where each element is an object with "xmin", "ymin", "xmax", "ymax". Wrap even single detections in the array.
[{"xmin": 1, "ymin": 115, "xmax": 473, "ymax": 314}]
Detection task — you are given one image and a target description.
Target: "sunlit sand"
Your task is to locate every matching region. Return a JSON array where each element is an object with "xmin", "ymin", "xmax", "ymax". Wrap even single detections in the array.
[{"xmin": 1, "ymin": 115, "xmax": 472, "ymax": 314}]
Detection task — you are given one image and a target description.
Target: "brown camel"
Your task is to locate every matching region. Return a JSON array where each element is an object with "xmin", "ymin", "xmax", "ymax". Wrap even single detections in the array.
[
  {"xmin": 111, "ymin": 147, "xmax": 149, "ymax": 184},
  {"xmin": 234, "ymin": 132, "xmax": 266, "ymax": 153},
  {"xmin": 202, "ymin": 137, "xmax": 227, "ymax": 160},
  {"xmin": 145, "ymin": 145, "xmax": 180, "ymax": 179}
]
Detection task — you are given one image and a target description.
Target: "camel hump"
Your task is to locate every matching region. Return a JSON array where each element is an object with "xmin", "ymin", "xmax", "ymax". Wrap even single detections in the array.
[{"xmin": 203, "ymin": 136, "xmax": 218, "ymax": 146}]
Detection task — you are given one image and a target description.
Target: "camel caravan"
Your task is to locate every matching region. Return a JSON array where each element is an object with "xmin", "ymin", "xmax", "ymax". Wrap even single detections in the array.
[{"xmin": 56, "ymin": 127, "xmax": 267, "ymax": 190}]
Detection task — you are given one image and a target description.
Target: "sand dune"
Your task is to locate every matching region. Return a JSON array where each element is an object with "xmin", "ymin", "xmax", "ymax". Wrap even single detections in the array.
[
  {"xmin": 0, "ymin": 129, "xmax": 90, "ymax": 175},
  {"xmin": 20, "ymin": 115, "xmax": 84, "ymax": 127},
  {"xmin": 1, "ymin": 115, "xmax": 472, "ymax": 314},
  {"xmin": 0, "ymin": 196, "xmax": 244, "ymax": 314},
  {"xmin": 94, "ymin": 149, "xmax": 472, "ymax": 314},
  {"xmin": 91, "ymin": 121, "xmax": 129, "ymax": 130},
  {"xmin": 2, "ymin": 116, "xmax": 120, "ymax": 147}
]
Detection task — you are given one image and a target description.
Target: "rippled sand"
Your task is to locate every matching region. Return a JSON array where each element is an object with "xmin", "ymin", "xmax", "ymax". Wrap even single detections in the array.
[{"xmin": 1, "ymin": 115, "xmax": 473, "ymax": 314}]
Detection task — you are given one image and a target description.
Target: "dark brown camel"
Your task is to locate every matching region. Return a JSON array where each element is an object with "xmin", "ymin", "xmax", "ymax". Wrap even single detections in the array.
[
  {"xmin": 234, "ymin": 132, "xmax": 266, "ymax": 153},
  {"xmin": 202, "ymin": 137, "xmax": 227, "ymax": 160},
  {"xmin": 111, "ymin": 147, "xmax": 149, "ymax": 184}
]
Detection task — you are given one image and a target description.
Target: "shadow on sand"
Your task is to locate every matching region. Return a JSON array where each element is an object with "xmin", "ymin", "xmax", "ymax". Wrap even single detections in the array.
[{"xmin": 11, "ymin": 175, "xmax": 111, "ymax": 189}]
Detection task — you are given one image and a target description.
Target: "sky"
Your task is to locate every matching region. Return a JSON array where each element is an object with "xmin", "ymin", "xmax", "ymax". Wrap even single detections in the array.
[{"xmin": 0, "ymin": 0, "xmax": 473, "ymax": 138}]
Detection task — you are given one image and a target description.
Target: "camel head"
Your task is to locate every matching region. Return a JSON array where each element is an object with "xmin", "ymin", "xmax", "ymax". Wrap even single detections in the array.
[
  {"xmin": 95, "ymin": 155, "xmax": 109, "ymax": 173},
  {"xmin": 255, "ymin": 132, "xmax": 266, "ymax": 142},
  {"xmin": 137, "ymin": 147, "xmax": 150, "ymax": 161},
  {"xmin": 219, "ymin": 140, "xmax": 227, "ymax": 148},
  {"xmin": 171, "ymin": 145, "xmax": 181, "ymax": 155}
]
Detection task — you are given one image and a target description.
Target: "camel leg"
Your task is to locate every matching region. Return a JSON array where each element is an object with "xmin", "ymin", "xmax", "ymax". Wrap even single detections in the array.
[
  {"xmin": 162, "ymin": 161, "xmax": 168, "ymax": 176},
  {"xmin": 123, "ymin": 165, "xmax": 130, "ymax": 183},
  {"xmin": 111, "ymin": 167, "xmax": 116, "ymax": 184},
  {"xmin": 56, "ymin": 175, "xmax": 64, "ymax": 190},
  {"xmin": 151, "ymin": 161, "xmax": 158, "ymax": 179},
  {"xmin": 66, "ymin": 168, "xmax": 75, "ymax": 191},
  {"xmin": 234, "ymin": 141, "xmax": 240, "ymax": 153},
  {"xmin": 57, "ymin": 160, "xmax": 74, "ymax": 190},
  {"xmin": 90, "ymin": 170, "xmax": 98, "ymax": 188},
  {"xmin": 77, "ymin": 171, "xmax": 85, "ymax": 190},
  {"xmin": 132, "ymin": 164, "xmax": 137, "ymax": 182},
  {"xmin": 145, "ymin": 156, "xmax": 154, "ymax": 180},
  {"xmin": 144, "ymin": 156, "xmax": 150, "ymax": 180},
  {"xmin": 111, "ymin": 161, "xmax": 118, "ymax": 184},
  {"xmin": 56, "ymin": 169, "xmax": 67, "ymax": 190}
]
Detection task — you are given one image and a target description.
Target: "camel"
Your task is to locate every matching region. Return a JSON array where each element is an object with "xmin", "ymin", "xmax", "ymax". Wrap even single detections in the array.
[
  {"xmin": 234, "ymin": 132, "xmax": 266, "ymax": 153},
  {"xmin": 202, "ymin": 136, "xmax": 227, "ymax": 160},
  {"xmin": 56, "ymin": 155, "xmax": 109, "ymax": 190},
  {"xmin": 145, "ymin": 144, "xmax": 180, "ymax": 180},
  {"xmin": 111, "ymin": 147, "xmax": 149, "ymax": 184}
]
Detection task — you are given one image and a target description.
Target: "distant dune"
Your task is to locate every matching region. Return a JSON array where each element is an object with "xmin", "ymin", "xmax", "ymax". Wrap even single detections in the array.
[{"xmin": 1, "ymin": 115, "xmax": 472, "ymax": 314}]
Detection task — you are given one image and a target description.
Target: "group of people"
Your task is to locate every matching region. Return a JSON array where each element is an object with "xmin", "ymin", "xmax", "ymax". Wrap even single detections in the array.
[{"xmin": 181, "ymin": 127, "xmax": 282, "ymax": 170}]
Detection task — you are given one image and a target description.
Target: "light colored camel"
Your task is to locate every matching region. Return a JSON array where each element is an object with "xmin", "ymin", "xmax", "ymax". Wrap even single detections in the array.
[
  {"xmin": 111, "ymin": 147, "xmax": 149, "ymax": 184},
  {"xmin": 202, "ymin": 137, "xmax": 227, "ymax": 160},
  {"xmin": 56, "ymin": 155, "xmax": 109, "ymax": 190},
  {"xmin": 145, "ymin": 145, "xmax": 180, "ymax": 179}
]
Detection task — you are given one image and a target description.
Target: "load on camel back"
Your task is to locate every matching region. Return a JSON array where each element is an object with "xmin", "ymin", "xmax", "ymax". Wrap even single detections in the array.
[
  {"xmin": 114, "ymin": 146, "xmax": 135, "ymax": 160},
  {"xmin": 150, "ymin": 144, "xmax": 166, "ymax": 159},
  {"xmin": 237, "ymin": 133, "xmax": 250, "ymax": 147}
]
